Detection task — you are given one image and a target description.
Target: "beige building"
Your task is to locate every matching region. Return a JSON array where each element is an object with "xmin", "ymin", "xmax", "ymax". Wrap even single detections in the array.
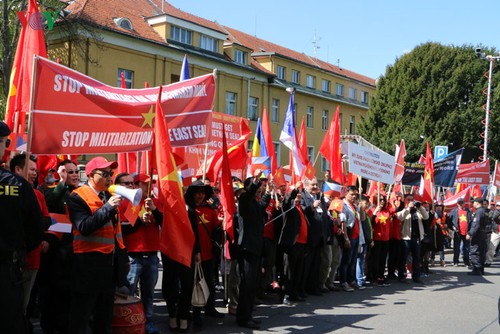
[{"xmin": 48, "ymin": 0, "xmax": 375, "ymax": 173}]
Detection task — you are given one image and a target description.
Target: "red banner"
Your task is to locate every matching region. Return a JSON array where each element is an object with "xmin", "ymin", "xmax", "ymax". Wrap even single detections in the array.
[
  {"xmin": 493, "ymin": 162, "xmax": 500, "ymax": 188},
  {"xmin": 455, "ymin": 159, "xmax": 490, "ymax": 185},
  {"xmin": 30, "ymin": 56, "xmax": 215, "ymax": 154},
  {"xmin": 178, "ymin": 111, "xmax": 249, "ymax": 179}
]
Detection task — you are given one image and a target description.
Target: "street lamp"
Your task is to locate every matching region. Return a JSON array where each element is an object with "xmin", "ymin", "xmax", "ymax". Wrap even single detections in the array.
[{"xmin": 476, "ymin": 48, "xmax": 500, "ymax": 161}]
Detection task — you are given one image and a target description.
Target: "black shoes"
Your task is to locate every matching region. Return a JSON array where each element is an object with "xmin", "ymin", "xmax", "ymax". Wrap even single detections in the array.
[
  {"xmin": 205, "ymin": 308, "xmax": 225, "ymax": 318},
  {"xmin": 467, "ymin": 270, "xmax": 482, "ymax": 276},
  {"xmin": 238, "ymin": 319, "xmax": 261, "ymax": 329}
]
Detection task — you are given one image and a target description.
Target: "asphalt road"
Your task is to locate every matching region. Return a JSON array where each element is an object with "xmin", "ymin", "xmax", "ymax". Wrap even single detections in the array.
[{"xmin": 33, "ymin": 253, "xmax": 500, "ymax": 333}]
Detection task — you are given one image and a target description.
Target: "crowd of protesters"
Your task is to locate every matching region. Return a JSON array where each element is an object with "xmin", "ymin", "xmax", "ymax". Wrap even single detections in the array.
[{"xmin": 2, "ymin": 138, "xmax": 500, "ymax": 333}]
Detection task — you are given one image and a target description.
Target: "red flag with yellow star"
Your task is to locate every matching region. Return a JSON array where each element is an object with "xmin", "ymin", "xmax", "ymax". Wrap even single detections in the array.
[
  {"xmin": 219, "ymin": 129, "xmax": 237, "ymax": 241},
  {"xmin": 154, "ymin": 86, "xmax": 194, "ymax": 268},
  {"xmin": 122, "ymin": 200, "xmax": 142, "ymax": 227},
  {"xmin": 301, "ymin": 160, "xmax": 316, "ymax": 180},
  {"xmin": 319, "ymin": 106, "xmax": 343, "ymax": 185},
  {"xmin": 418, "ymin": 142, "xmax": 434, "ymax": 203}
]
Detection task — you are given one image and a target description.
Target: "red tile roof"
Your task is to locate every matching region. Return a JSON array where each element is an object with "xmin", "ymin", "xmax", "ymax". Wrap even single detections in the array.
[
  {"xmin": 223, "ymin": 26, "xmax": 376, "ymax": 86},
  {"xmin": 60, "ymin": 0, "xmax": 375, "ymax": 86}
]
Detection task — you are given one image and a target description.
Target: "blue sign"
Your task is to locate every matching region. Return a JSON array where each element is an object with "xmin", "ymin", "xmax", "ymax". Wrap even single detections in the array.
[{"xmin": 434, "ymin": 146, "xmax": 448, "ymax": 161}]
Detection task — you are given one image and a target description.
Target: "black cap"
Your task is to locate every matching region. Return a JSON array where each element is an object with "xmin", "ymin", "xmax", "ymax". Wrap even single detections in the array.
[
  {"xmin": 457, "ymin": 197, "xmax": 464, "ymax": 203},
  {"xmin": 0, "ymin": 121, "xmax": 11, "ymax": 137}
]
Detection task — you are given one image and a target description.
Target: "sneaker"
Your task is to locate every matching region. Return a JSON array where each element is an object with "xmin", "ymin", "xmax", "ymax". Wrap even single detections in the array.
[
  {"xmin": 342, "ymin": 282, "xmax": 354, "ymax": 292},
  {"xmin": 146, "ymin": 321, "xmax": 161, "ymax": 334},
  {"xmin": 453, "ymin": 263, "xmax": 458, "ymax": 267}
]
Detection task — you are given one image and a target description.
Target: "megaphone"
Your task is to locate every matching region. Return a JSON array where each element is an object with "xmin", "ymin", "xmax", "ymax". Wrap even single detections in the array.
[{"xmin": 108, "ymin": 185, "xmax": 142, "ymax": 206}]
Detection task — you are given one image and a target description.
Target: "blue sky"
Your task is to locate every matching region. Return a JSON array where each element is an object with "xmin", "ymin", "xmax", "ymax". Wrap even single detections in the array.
[{"xmin": 167, "ymin": 0, "xmax": 500, "ymax": 79}]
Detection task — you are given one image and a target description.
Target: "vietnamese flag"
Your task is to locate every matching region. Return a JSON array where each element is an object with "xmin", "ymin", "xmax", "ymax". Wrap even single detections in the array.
[
  {"xmin": 418, "ymin": 141, "xmax": 434, "ymax": 203},
  {"xmin": 5, "ymin": 0, "xmax": 48, "ymax": 136},
  {"xmin": 319, "ymin": 106, "xmax": 343, "ymax": 184},
  {"xmin": 301, "ymin": 160, "xmax": 316, "ymax": 180},
  {"xmin": 219, "ymin": 129, "xmax": 237, "ymax": 241},
  {"xmin": 154, "ymin": 86, "xmax": 194, "ymax": 268},
  {"xmin": 273, "ymin": 166, "xmax": 287, "ymax": 187}
]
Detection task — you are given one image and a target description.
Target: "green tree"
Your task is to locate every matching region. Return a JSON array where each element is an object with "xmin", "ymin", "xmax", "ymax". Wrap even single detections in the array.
[
  {"xmin": 0, "ymin": 0, "xmax": 101, "ymax": 119},
  {"xmin": 358, "ymin": 42, "xmax": 500, "ymax": 162}
]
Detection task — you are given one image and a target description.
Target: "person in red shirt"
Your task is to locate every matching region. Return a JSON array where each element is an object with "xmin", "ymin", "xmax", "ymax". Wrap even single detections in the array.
[
  {"xmin": 119, "ymin": 173, "xmax": 162, "ymax": 334},
  {"xmin": 185, "ymin": 180, "xmax": 224, "ymax": 328},
  {"xmin": 387, "ymin": 191, "xmax": 404, "ymax": 280},
  {"xmin": 370, "ymin": 194, "xmax": 392, "ymax": 286},
  {"xmin": 447, "ymin": 198, "xmax": 472, "ymax": 266}
]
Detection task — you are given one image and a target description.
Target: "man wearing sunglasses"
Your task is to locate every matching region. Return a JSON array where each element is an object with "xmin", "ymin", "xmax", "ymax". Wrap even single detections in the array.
[
  {"xmin": 67, "ymin": 156, "xmax": 125, "ymax": 333},
  {"xmin": 45, "ymin": 159, "xmax": 80, "ymax": 214},
  {"xmin": 0, "ymin": 121, "xmax": 44, "ymax": 333}
]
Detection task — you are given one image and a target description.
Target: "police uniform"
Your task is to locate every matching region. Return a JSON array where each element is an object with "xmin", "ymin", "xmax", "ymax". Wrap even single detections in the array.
[
  {"xmin": 0, "ymin": 121, "xmax": 44, "ymax": 333},
  {"xmin": 469, "ymin": 202, "xmax": 488, "ymax": 275}
]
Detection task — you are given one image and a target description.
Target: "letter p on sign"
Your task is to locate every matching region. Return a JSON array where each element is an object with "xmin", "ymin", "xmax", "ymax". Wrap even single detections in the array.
[{"xmin": 434, "ymin": 146, "xmax": 448, "ymax": 161}]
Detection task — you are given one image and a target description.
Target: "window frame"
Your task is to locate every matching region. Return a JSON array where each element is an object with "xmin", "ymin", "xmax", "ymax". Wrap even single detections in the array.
[
  {"xmin": 225, "ymin": 91, "xmax": 237, "ymax": 116},
  {"xmin": 336, "ymin": 83, "xmax": 344, "ymax": 97},
  {"xmin": 271, "ymin": 98, "xmax": 280, "ymax": 122},
  {"xmin": 291, "ymin": 70, "xmax": 300, "ymax": 84},
  {"xmin": 117, "ymin": 68, "xmax": 134, "ymax": 88},
  {"xmin": 248, "ymin": 96, "xmax": 259, "ymax": 121},
  {"xmin": 321, "ymin": 79, "xmax": 331, "ymax": 93},
  {"xmin": 306, "ymin": 106, "xmax": 314, "ymax": 128}
]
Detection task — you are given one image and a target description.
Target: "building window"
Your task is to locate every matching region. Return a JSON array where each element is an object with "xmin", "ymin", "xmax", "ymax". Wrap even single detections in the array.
[
  {"xmin": 114, "ymin": 17, "xmax": 133, "ymax": 30},
  {"xmin": 117, "ymin": 68, "xmax": 133, "ymax": 88},
  {"xmin": 234, "ymin": 50, "xmax": 247, "ymax": 65},
  {"xmin": 200, "ymin": 34, "xmax": 217, "ymax": 52},
  {"xmin": 322, "ymin": 110, "xmax": 329, "ymax": 130},
  {"xmin": 170, "ymin": 25, "xmax": 192, "ymax": 45},
  {"xmin": 306, "ymin": 75, "xmax": 315, "ymax": 88},
  {"xmin": 271, "ymin": 99, "xmax": 280, "ymax": 122},
  {"xmin": 248, "ymin": 96, "xmax": 258, "ymax": 121},
  {"xmin": 322, "ymin": 79, "xmax": 331, "ymax": 93},
  {"xmin": 349, "ymin": 115, "xmax": 355, "ymax": 134},
  {"xmin": 291, "ymin": 70, "xmax": 300, "ymax": 84},
  {"xmin": 307, "ymin": 146, "xmax": 314, "ymax": 163},
  {"xmin": 277, "ymin": 66, "xmax": 286, "ymax": 80},
  {"xmin": 306, "ymin": 106, "xmax": 314, "ymax": 128},
  {"xmin": 348, "ymin": 87, "xmax": 357, "ymax": 100},
  {"xmin": 340, "ymin": 113, "xmax": 343, "ymax": 133},
  {"xmin": 225, "ymin": 92, "xmax": 237, "ymax": 115},
  {"xmin": 336, "ymin": 83, "xmax": 344, "ymax": 96},
  {"xmin": 321, "ymin": 157, "xmax": 330, "ymax": 172},
  {"xmin": 273, "ymin": 142, "xmax": 280, "ymax": 167},
  {"xmin": 361, "ymin": 91, "xmax": 369, "ymax": 104}
]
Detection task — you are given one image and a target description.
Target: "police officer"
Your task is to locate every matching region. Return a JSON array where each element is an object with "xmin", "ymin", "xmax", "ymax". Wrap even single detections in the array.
[
  {"xmin": 467, "ymin": 198, "xmax": 489, "ymax": 275},
  {"xmin": 0, "ymin": 121, "xmax": 44, "ymax": 333}
]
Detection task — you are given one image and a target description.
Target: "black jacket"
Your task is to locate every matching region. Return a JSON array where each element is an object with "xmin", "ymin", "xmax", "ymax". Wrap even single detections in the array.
[
  {"xmin": 275, "ymin": 189, "xmax": 301, "ymax": 252},
  {"xmin": 0, "ymin": 168, "xmax": 43, "ymax": 255},
  {"xmin": 300, "ymin": 190, "xmax": 329, "ymax": 247},
  {"xmin": 237, "ymin": 178, "xmax": 270, "ymax": 256}
]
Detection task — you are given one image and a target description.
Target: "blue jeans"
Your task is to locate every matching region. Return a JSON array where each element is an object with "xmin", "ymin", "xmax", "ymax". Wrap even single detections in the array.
[
  {"xmin": 339, "ymin": 238, "xmax": 359, "ymax": 284},
  {"xmin": 401, "ymin": 238, "xmax": 421, "ymax": 280},
  {"xmin": 127, "ymin": 252, "xmax": 159, "ymax": 321},
  {"xmin": 356, "ymin": 243, "xmax": 367, "ymax": 286}
]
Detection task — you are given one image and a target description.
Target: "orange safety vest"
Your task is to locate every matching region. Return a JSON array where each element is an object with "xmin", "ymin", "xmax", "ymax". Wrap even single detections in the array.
[{"xmin": 72, "ymin": 185, "xmax": 125, "ymax": 254}]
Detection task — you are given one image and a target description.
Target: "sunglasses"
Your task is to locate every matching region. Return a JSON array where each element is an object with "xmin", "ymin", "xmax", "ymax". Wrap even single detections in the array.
[
  {"xmin": 120, "ymin": 181, "xmax": 133, "ymax": 186},
  {"xmin": 94, "ymin": 170, "xmax": 114, "ymax": 178},
  {"xmin": 67, "ymin": 170, "xmax": 79, "ymax": 174}
]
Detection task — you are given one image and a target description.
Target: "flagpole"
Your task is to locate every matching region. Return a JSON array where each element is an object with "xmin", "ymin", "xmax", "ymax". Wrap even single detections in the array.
[
  {"xmin": 24, "ymin": 55, "xmax": 38, "ymax": 179},
  {"xmin": 312, "ymin": 151, "xmax": 321, "ymax": 167}
]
